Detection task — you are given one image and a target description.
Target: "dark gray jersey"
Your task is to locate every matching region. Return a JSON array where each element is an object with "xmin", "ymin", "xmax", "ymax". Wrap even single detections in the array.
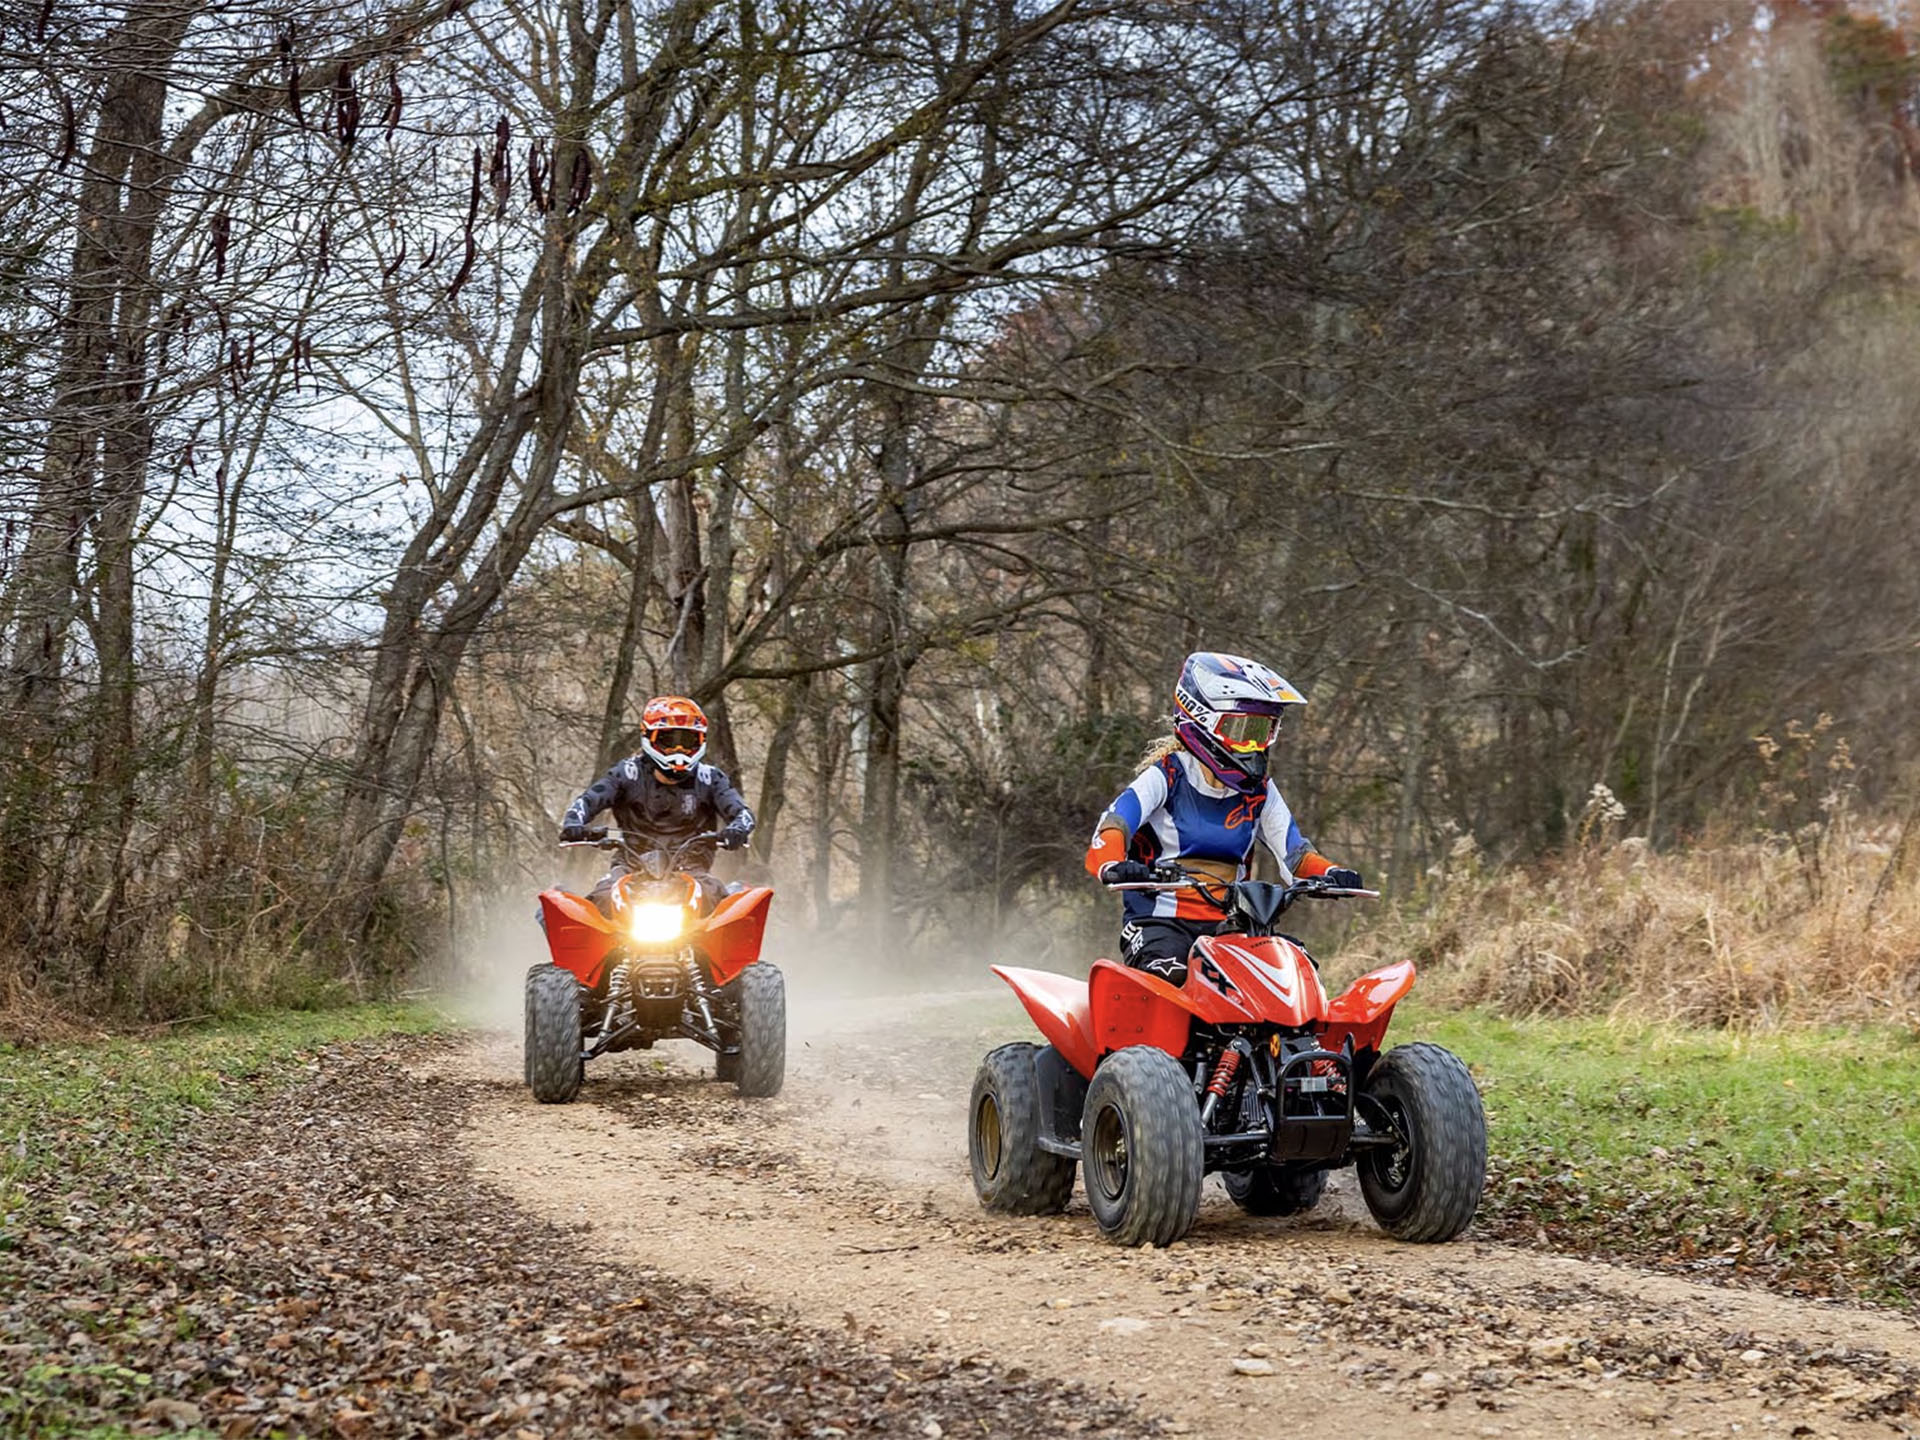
[{"xmin": 562, "ymin": 757, "xmax": 753, "ymax": 867}]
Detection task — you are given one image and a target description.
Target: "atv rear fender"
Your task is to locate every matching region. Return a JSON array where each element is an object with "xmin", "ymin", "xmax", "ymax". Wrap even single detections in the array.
[
  {"xmin": 702, "ymin": 885, "xmax": 774, "ymax": 986},
  {"xmin": 540, "ymin": 890, "xmax": 618, "ymax": 988},
  {"xmin": 991, "ymin": 966, "xmax": 1100, "ymax": 1078},
  {"xmin": 991, "ymin": 962, "xmax": 1197, "ymax": 1081},
  {"xmin": 1320, "ymin": 959, "xmax": 1417, "ymax": 1055}
]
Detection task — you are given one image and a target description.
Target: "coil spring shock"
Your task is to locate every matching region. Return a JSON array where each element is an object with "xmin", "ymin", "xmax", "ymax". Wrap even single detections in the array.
[
  {"xmin": 599, "ymin": 964, "xmax": 631, "ymax": 1043},
  {"xmin": 683, "ymin": 952, "xmax": 717, "ymax": 1035},
  {"xmin": 1199, "ymin": 1043, "xmax": 1245, "ymax": 1127}
]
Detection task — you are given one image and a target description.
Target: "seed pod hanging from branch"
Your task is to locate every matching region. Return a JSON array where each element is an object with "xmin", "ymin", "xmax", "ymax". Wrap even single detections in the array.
[
  {"xmin": 489, "ymin": 115, "xmax": 511, "ymax": 218},
  {"xmin": 210, "ymin": 210, "xmax": 231, "ymax": 281},
  {"xmin": 333, "ymin": 63, "xmax": 359, "ymax": 150},
  {"xmin": 447, "ymin": 145, "xmax": 479, "ymax": 301},
  {"xmin": 381, "ymin": 64, "xmax": 403, "ymax": 139},
  {"xmin": 527, "ymin": 139, "xmax": 551, "ymax": 213},
  {"xmin": 281, "ymin": 28, "xmax": 305, "ymax": 130},
  {"xmin": 567, "ymin": 147, "xmax": 592, "ymax": 214},
  {"xmin": 56, "ymin": 91, "xmax": 75, "ymax": 168}
]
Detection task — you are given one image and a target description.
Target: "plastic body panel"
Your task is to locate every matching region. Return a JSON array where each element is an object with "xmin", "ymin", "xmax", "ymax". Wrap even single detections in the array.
[
  {"xmin": 1321, "ymin": 960, "xmax": 1417, "ymax": 1054},
  {"xmin": 993, "ymin": 951, "xmax": 1417, "ymax": 1081},
  {"xmin": 1087, "ymin": 960, "xmax": 1192, "ymax": 1064},
  {"xmin": 703, "ymin": 886, "xmax": 774, "ymax": 985},
  {"xmin": 1187, "ymin": 935, "xmax": 1329, "ymax": 1027},
  {"xmin": 542, "ymin": 883, "xmax": 775, "ymax": 990},
  {"xmin": 539, "ymin": 890, "xmax": 618, "ymax": 988},
  {"xmin": 991, "ymin": 966, "xmax": 1100, "ymax": 1078}
]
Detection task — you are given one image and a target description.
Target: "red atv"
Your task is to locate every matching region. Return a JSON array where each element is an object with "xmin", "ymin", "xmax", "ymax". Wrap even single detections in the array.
[
  {"xmin": 969, "ymin": 870, "xmax": 1485, "ymax": 1246},
  {"xmin": 524, "ymin": 828, "xmax": 783, "ymax": 1103}
]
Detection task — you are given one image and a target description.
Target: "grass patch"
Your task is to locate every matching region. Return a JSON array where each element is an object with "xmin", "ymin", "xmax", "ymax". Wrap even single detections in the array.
[{"xmin": 1402, "ymin": 1002, "xmax": 1920, "ymax": 1306}]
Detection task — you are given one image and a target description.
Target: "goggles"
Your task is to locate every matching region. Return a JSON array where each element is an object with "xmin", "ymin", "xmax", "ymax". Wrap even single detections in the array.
[
  {"xmin": 1211, "ymin": 711, "xmax": 1279, "ymax": 754},
  {"xmin": 649, "ymin": 726, "xmax": 704, "ymax": 754}
]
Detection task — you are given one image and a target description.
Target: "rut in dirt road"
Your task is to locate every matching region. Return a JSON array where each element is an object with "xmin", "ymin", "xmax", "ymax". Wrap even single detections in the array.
[{"xmin": 457, "ymin": 992, "xmax": 1920, "ymax": 1440}]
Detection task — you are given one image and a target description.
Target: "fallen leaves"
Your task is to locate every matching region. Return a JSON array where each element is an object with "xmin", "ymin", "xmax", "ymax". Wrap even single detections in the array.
[{"xmin": 0, "ymin": 1035, "xmax": 1163, "ymax": 1437}]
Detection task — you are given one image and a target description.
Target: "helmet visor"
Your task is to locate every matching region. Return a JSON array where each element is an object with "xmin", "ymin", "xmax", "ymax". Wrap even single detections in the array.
[
  {"xmin": 650, "ymin": 727, "xmax": 704, "ymax": 755},
  {"xmin": 1213, "ymin": 712, "xmax": 1278, "ymax": 754}
]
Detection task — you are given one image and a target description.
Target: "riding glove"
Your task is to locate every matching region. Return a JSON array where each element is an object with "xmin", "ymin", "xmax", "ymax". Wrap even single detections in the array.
[
  {"xmin": 1323, "ymin": 866, "xmax": 1365, "ymax": 889},
  {"xmin": 1099, "ymin": 860, "xmax": 1157, "ymax": 886}
]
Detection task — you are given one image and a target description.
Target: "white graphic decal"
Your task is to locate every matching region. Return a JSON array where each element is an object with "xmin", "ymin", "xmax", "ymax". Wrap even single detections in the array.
[{"xmin": 1211, "ymin": 941, "xmax": 1303, "ymax": 1007}]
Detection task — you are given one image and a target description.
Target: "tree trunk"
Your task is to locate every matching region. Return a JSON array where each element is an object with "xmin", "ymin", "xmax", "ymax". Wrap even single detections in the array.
[
  {"xmin": 1, "ymin": 2, "xmax": 198, "ymax": 971},
  {"xmin": 597, "ymin": 492, "xmax": 658, "ymax": 769}
]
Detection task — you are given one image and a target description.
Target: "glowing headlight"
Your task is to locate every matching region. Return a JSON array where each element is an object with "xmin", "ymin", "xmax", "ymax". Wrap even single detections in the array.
[{"xmin": 628, "ymin": 902, "xmax": 686, "ymax": 944}]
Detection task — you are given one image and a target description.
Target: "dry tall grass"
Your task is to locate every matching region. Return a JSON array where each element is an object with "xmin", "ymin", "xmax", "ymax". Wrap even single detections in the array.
[{"xmin": 1346, "ymin": 816, "xmax": 1920, "ymax": 1030}]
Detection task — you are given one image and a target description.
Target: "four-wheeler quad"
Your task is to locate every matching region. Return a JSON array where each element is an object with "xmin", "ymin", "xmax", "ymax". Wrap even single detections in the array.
[
  {"xmin": 524, "ymin": 828, "xmax": 784, "ymax": 1103},
  {"xmin": 968, "ymin": 870, "xmax": 1485, "ymax": 1246}
]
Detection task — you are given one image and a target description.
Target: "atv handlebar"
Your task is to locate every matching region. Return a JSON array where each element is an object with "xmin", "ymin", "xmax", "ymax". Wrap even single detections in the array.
[
  {"xmin": 561, "ymin": 827, "xmax": 727, "ymax": 866},
  {"xmin": 1108, "ymin": 871, "xmax": 1380, "ymax": 904}
]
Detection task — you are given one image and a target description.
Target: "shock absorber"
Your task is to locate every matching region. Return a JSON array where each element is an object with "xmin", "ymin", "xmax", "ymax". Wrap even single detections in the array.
[
  {"xmin": 1199, "ymin": 1040, "xmax": 1251, "ymax": 1127},
  {"xmin": 599, "ymin": 963, "xmax": 631, "ymax": 1044},
  {"xmin": 683, "ymin": 950, "xmax": 717, "ymax": 1035}
]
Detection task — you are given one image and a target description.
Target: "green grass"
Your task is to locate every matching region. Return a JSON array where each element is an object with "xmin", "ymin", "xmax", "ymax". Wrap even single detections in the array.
[
  {"xmin": 0, "ymin": 1002, "xmax": 450, "ymax": 1237},
  {"xmin": 1403, "ymin": 1002, "xmax": 1920, "ymax": 1304}
]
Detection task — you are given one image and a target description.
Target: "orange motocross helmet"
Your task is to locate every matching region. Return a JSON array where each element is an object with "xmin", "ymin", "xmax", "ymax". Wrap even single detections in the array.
[{"xmin": 639, "ymin": 695, "xmax": 708, "ymax": 780}]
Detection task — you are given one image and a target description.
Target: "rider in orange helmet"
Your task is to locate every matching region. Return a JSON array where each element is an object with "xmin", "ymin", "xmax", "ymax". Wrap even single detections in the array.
[{"xmin": 560, "ymin": 696, "xmax": 754, "ymax": 913}]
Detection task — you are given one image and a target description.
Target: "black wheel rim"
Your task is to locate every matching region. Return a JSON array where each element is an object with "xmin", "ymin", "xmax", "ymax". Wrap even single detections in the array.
[
  {"xmin": 974, "ymin": 1092, "xmax": 1004, "ymax": 1181},
  {"xmin": 1088, "ymin": 1100, "xmax": 1129, "ymax": 1205},
  {"xmin": 1368, "ymin": 1094, "xmax": 1417, "ymax": 1196}
]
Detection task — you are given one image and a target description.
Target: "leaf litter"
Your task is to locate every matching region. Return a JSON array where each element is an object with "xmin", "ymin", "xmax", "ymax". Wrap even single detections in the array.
[{"xmin": 0, "ymin": 1034, "xmax": 1161, "ymax": 1437}]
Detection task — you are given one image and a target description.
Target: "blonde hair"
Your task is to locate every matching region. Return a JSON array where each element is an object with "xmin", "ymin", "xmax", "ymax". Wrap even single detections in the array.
[{"xmin": 1139, "ymin": 733, "xmax": 1181, "ymax": 767}]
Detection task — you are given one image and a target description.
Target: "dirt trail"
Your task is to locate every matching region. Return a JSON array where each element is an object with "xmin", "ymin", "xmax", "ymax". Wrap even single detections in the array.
[{"xmin": 449, "ymin": 987, "xmax": 1920, "ymax": 1440}]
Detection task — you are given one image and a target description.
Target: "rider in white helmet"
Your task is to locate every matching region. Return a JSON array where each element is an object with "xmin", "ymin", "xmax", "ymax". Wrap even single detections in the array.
[{"xmin": 1085, "ymin": 652, "xmax": 1363, "ymax": 985}]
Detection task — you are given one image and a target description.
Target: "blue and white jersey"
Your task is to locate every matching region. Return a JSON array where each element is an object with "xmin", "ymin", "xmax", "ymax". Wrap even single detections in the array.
[{"xmin": 1098, "ymin": 750, "xmax": 1312, "ymax": 920}]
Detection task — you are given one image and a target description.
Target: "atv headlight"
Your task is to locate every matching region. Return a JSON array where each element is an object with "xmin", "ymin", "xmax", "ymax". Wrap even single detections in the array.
[{"xmin": 628, "ymin": 902, "xmax": 686, "ymax": 944}]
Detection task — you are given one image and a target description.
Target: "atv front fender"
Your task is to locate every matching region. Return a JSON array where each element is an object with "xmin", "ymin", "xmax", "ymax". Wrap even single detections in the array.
[
  {"xmin": 702, "ymin": 885, "xmax": 773, "ymax": 985},
  {"xmin": 540, "ymin": 890, "xmax": 617, "ymax": 989},
  {"xmin": 1321, "ymin": 960, "xmax": 1416, "ymax": 1056}
]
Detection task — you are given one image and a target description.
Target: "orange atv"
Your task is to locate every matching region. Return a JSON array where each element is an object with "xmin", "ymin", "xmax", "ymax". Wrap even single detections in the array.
[
  {"xmin": 969, "ymin": 870, "xmax": 1485, "ymax": 1246},
  {"xmin": 524, "ymin": 828, "xmax": 782, "ymax": 1103}
]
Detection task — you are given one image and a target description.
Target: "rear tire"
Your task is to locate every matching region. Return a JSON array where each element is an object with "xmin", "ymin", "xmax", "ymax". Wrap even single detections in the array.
[
  {"xmin": 969, "ymin": 1043, "xmax": 1076, "ymax": 1215},
  {"xmin": 1357, "ymin": 1042, "xmax": 1486, "ymax": 1242},
  {"xmin": 1224, "ymin": 1164, "xmax": 1327, "ymax": 1217},
  {"xmin": 524, "ymin": 965, "xmax": 583, "ymax": 1104},
  {"xmin": 1082, "ymin": 1046, "xmax": 1203, "ymax": 1247},
  {"xmin": 734, "ymin": 963, "xmax": 786, "ymax": 1098}
]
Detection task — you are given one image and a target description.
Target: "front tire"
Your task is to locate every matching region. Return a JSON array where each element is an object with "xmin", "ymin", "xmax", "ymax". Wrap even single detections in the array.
[
  {"xmin": 1357, "ymin": 1042, "xmax": 1486, "ymax": 1242},
  {"xmin": 1224, "ymin": 1164, "xmax": 1327, "ymax": 1217},
  {"xmin": 969, "ymin": 1044, "xmax": 1076, "ymax": 1215},
  {"xmin": 1082, "ymin": 1046, "xmax": 1203, "ymax": 1247},
  {"xmin": 524, "ymin": 965, "xmax": 583, "ymax": 1104},
  {"xmin": 734, "ymin": 963, "xmax": 786, "ymax": 1097}
]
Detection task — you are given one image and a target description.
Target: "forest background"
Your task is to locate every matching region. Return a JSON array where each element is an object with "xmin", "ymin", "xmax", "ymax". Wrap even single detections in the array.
[{"xmin": 4, "ymin": 0, "xmax": 1919, "ymax": 1026}]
